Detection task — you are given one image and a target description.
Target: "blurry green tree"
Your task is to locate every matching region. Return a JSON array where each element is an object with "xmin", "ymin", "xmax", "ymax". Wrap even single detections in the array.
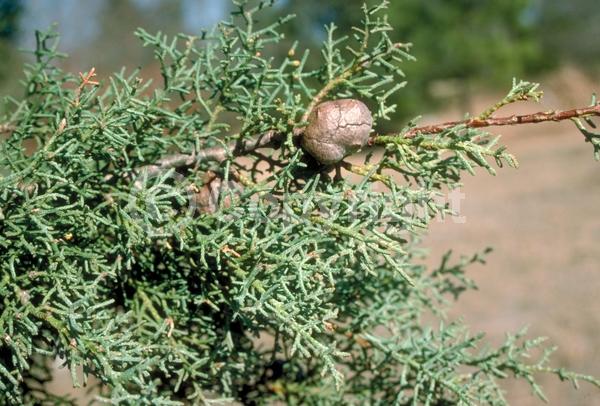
[
  {"xmin": 0, "ymin": 0, "xmax": 22, "ymax": 81},
  {"xmin": 277, "ymin": 0, "xmax": 548, "ymax": 121},
  {"xmin": 0, "ymin": 0, "xmax": 23, "ymax": 102},
  {"xmin": 534, "ymin": 0, "xmax": 600, "ymax": 70},
  {"xmin": 0, "ymin": 0, "xmax": 20, "ymax": 39}
]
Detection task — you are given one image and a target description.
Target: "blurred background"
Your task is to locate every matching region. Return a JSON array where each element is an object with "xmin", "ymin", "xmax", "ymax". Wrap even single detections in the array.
[{"xmin": 1, "ymin": 0, "xmax": 599, "ymax": 404}]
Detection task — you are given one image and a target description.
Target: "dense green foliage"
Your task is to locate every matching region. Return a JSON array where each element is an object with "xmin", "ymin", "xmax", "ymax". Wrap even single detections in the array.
[{"xmin": 0, "ymin": 1, "xmax": 599, "ymax": 404}]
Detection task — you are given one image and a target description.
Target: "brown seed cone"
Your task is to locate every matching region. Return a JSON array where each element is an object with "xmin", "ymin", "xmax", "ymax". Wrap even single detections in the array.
[{"xmin": 301, "ymin": 99, "xmax": 373, "ymax": 165}]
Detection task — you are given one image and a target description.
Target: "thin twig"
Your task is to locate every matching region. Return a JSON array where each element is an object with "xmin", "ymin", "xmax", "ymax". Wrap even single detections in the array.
[
  {"xmin": 139, "ymin": 128, "xmax": 301, "ymax": 176},
  {"xmin": 74, "ymin": 67, "xmax": 99, "ymax": 106},
  {"xmin": 340, "ymin": 161, "xmax": 391, "ymax": 186},
  {"xmin": 397, "ymin": 104, "xmax": 600, "ymax": 140}
]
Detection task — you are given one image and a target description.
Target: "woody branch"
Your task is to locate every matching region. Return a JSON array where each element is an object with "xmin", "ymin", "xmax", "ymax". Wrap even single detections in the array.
[
  {"xmin": 149, "ymin": 102, "xmax": 600, "ymax": 171},
  {"xmin": 3, "ymin": 103, "xmax": 599, "ymax": 172},
  {"xmin": 397, "ymin": 104, "xmax": 600, "ymax": 140}
]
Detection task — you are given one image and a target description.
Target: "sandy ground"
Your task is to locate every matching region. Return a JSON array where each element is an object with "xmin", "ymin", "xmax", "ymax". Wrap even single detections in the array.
[{"xmin": 45, "ymin": 68, "xmax": 600, "ymax": 404}]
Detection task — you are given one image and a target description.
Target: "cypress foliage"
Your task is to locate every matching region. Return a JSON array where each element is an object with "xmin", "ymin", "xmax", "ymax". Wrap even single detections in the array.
[{"xmin": 1, "ymin": 1, "xmax": 599, "ymax": 404}]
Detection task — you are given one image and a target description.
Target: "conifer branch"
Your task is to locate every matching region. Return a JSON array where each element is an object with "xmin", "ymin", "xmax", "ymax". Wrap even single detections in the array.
[
  {"xmin": 3, "ymin": 2, "xmax": 600, "ymax": 403},
  {"xmin": 139, "ymin": 102, "xmax": 600, "ymax": 174},
  {"xmin": 395, "ymin": 104, "xmax": 600, "ymax": 139},
  {"xmin": 139, "ymin": 129, "xmax": 299, "ymax": 175},
  {"xmin": 4, "ymin": 101, "xmax": 598, "ymax": 177}
]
